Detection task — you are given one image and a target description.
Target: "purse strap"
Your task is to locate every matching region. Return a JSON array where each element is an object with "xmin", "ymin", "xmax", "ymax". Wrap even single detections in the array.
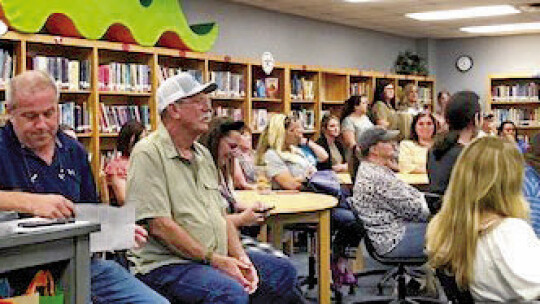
[{"xmin": 25, "ymin": 270, "xmax": 55, "ymax": 296}]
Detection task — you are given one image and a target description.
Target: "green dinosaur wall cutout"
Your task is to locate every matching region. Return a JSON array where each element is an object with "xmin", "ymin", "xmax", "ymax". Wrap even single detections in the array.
[{"xmin": 0, "ymin": 0, "xmax": 219, "ymax": 52}]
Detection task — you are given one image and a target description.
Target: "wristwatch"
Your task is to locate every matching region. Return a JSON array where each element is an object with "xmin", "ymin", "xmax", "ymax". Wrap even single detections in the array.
[{"xmin": 202, "ymin": 249, "xmax": 214, "ymax": 265}]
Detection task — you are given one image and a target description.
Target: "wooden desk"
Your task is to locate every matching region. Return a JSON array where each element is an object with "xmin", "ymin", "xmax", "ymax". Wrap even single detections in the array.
[
  {"xmin": 0, "ymin": 223, "xmax": 100, "ymax": 303},
  {"xmin": 396, "ymin": 173, "xmax": 429, "ymax": 185},
  {"xmin": 337, "ymin": 172, "xmax": 352, "ymax": 185},
  {"xmin": 236, "ymin": 191, "xmax": 337, "ymax": 304}
]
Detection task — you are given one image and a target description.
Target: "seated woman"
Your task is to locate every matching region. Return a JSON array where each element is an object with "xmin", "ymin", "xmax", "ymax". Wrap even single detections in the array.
[
  {"xmin": 426, "ymin": 136, "xmax": 540, "ymax": 302},
  {"xmin": 104, "ymin": 120, "xmax": 145, "ymax": 206},
  {"xmin": 199, "ymin": 117, "xmax": 304, "ymax": 303},
  {"xmin": 340, "ymin": 95, "xmax": 373, "ymax": 150},
  {"xmin": 233, "ymin": 125, "xmax": 257, "ymax": 190},
  {"xmin": 498, "ymin": 120, "xmax": 528, "ymax": 153},
  {"xmin": 316, "ymin": 114, "xmax": 348, "ymax": 172},
  {"xmin": 399, "ymin": 113, "xmax": 436, "ymax": 173},
  {"xmin": 433, "ymin": 90, "xmax": 450, "ymax": 134},
  {"xmin": 256, "ymin": 114, "xmax": 318, "ymax": 190},
  {"xmin": 199, "ymin": 118, "xmax": 273, "ymax": 227}
]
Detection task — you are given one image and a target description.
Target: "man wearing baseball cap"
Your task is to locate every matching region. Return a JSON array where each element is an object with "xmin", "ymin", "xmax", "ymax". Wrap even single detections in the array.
[
  {"xmin": 348, "ymin": 127, "xmax": 430, "ymax": 258},
  {"xmin": 126, "ymin": 73, "xmax": 303, "ymax": 303}
]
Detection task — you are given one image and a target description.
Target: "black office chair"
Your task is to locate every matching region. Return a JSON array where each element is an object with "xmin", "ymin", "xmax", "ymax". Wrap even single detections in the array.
[
  {"xmin": 436, "ymin": 270, "xmax": 474, "ymax": 304},
  {"xmin": 344, "ymin": 201, "xmax": 444, "ymax": 304}
]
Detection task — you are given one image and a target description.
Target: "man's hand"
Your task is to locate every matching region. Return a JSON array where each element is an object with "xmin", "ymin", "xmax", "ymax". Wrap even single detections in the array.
[
  {"xmin": 30, "ymin": 194, "xmax": 74, "ymax": 218},
  {"xmin": 238, "ymin": 254, "xmax": 259, "ymax": 294},
  {"xmin": 210, "ymin": 253, "xmax": 255, "ymax": 293},
  {"xmin": 133, "ymin": 224, "xmax": 149, "ymax": 249}
]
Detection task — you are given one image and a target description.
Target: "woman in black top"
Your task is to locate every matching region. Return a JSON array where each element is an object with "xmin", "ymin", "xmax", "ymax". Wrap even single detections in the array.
[
  {"xmin": 316, "ymin": 114, "xmax": 347, "ymax": 172},
  {"xmin": 427, "ymin": 91, "xmax": 480, "ymax": 195}
]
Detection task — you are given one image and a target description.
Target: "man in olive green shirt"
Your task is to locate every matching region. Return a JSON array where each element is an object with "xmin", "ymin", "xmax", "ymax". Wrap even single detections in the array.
[{"xmin": 127, "ymin": 73, "xmax": 303, "ymax": 304}]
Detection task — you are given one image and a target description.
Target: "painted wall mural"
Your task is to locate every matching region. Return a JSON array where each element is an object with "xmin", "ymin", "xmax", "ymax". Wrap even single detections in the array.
[{"xmin": 0, "ymin": 0, "xmax": 219, "ymax": 52}]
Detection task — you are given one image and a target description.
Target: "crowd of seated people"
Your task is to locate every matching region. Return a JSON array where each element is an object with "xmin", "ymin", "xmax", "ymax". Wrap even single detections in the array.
[{"xmin": 2, "ymin": 69, "xmax": 539, "ymax": 303}]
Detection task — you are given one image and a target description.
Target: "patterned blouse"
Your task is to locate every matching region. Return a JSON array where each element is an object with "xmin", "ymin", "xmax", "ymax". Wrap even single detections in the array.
[{"xmin": 348, "ymin": 161, "xmax": 430, "ymax": 255}]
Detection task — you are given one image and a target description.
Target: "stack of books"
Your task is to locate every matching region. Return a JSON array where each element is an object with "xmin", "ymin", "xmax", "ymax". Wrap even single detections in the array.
[
  {"xmin": 0, "ymin": 49, "xmax": 14, "ymax": 88},
  {"xmin": 253, "ymin": 78, "xmax": 279, "ymax": 98},
  {"xmin": 99, "ymin": 103, "xmax": 150, "ymax": 133},
  {"xmin": 291, "ymin": 74, "xmax": 315, "ymax": 101},
  {"xmin": 214, "ymin": 106, "xmax": 243, "ymax": 121},
  {"xmin": 98, "ymin": 63, "xmax": 151, "ymax": 92},
  {"xmin": 350, "ymin": 82, "xmax": 368, "ymax": 96},
  {"xmin": 209, "ymin": 71, "xmax": 245, "ymax": 98},
  {"xmin": 58, "ymin": 101, "xmax": 92, "ymax": 133},
  {"xmin": 492, "ymin": 83, "xmax": 539, "ymax": 102},
  {"xmin": 158, "ymin": 66, "xmax": 203, "ymax": 84},
  {"xmin": 292, "ymin": 109, "xmax": 315, "ymax": 131},
  {"xmin": 32, "ymin": 56, "xmax": 90, "ymax": 90}
]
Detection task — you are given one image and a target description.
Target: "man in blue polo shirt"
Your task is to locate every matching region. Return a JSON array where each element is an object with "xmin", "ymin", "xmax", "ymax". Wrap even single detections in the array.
[{"xmin": 0, "ymin": 70, "xmax": 168, "ymax": 304}]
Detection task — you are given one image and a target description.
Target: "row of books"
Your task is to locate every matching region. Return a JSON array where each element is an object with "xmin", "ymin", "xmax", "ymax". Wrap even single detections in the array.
[
  {"xmin": 58, "ymin": 102, "xmax": 92, "ymax": 133},
  {"xmin": 0, "ymin": 49, "xmax": 14, "ymax": 88},
  {"xmin": 350, "ymin": 82, "xmax": 369, "ymax": 96},
  {"xmin": 418, "ymin": 87, "xmax": 433, "ymax": 105},
  {"xmin": 251, "ymin": 109, "xmax": 270, "ymax": 132},
  {"xmin": 253, "ymin": 78, "xmax": 279, "ymax": 98},
  {"xmin": 100, "ymin": 150, "xmax": 121, "ymax": 172},
  {"xmin": 209, "ymin": 71, "xmax": 246, "ymax": 98},
  {"xmin": 493, "ymin": 108, "xmax": 540, "ymax": 125},
  {"xmin": 492, "ymin": 83, "xmax": 539, "ymax": 102},
  {"xmin": 291, "ymin": 109, "xmax": 315, "ymax": 131},
  {"xmin": 98, "ymin": 63, "xmax": 151, "ymax": 92},
  {"xmin": 32, "ymin": 56, "xmax": 91, "ymax": 91},
  {"xmin": 291, "ymin": 74, "xmax": 315, "ymax": 101},
  {"xmin": 99, "ymin": 103, "xmax": 150, "ymax": 133},
  {"xmin": 214, "ymin": 106, "xmax": 243, "ymax": 121},
  {"xmin": 157, "ymin": 66, "xmax": 203, "ymax": 84}
]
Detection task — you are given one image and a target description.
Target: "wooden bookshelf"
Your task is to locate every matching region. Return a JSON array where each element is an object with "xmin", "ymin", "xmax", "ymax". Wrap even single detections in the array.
[
  {"xmin": 487, "ymin": 74, "xmax": 540, "ymax": 140},
  {"xmin": 0, "ymin": 31, "xmax": 436, "ymax": 191}
]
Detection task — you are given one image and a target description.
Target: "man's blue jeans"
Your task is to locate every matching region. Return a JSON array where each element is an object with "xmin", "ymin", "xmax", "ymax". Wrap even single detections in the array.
[
  {"xmin": 90, "ymin": 259, "xmax": 169, "ymax": 304},
  {"xmin": 137, "ymin": 250, "xmax": 304, "ymax": 304}
]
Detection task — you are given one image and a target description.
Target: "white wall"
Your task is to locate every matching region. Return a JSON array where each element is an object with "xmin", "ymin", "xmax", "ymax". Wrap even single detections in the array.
[
  {"xmin": 181, "ymin": 0, "xmax": 417, "ymax": 72},
  {"xmin": 435, "ymin": 34, "xmax": 540, "ymax": 102}
]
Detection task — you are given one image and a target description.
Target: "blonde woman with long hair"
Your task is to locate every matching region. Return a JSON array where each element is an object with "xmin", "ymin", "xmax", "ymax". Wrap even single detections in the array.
[
  {"xmin": 426, "ymin": 136, "xmax": 540, "ymax": 302},
  {"xmin": 256, "ymin": 114, "xmax": 324, "ymax": 190}
]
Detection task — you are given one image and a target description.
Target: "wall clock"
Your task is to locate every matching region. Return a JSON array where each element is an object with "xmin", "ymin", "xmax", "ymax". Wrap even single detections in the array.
[{"xmin": 456, "ymin": 55, "xmax": 473, "ymax": 72}]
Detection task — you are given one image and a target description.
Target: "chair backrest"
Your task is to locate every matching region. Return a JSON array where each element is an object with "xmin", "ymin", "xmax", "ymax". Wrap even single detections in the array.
[
  {"xmin": 423, "ymin": 192, "xmax": 442, "ymax": 214},
  {"xmin": 436, "ymin": 269, "xmax": 474, "ymax": 303}
]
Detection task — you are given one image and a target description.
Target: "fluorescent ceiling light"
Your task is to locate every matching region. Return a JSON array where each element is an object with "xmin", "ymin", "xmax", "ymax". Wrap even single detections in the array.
[
  {"xmin": 406, "ymin": 5, "xmax": 520, "ymax": 21},
  {"xmin": 461, "ymin": 22, "xmax": 540, "ymax": 33}
]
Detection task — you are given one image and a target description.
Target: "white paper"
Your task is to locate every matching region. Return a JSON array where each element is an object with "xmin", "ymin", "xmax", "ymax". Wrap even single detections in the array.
[{"xmin": 75, "ymin": 204, "xmax": 135, "ymax": 252}]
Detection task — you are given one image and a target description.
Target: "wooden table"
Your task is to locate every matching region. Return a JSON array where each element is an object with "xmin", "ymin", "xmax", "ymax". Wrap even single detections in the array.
[
  {"xmin": 336, "ymin": 172, "xmax": 352, "ymax": 185},
  {"xmin": 236, "ymin": 190, "xmax": 338, "ymax": 304},
  {"xmin": 396, "ymin": 173, "xmax": 429, "ymax": 185}
]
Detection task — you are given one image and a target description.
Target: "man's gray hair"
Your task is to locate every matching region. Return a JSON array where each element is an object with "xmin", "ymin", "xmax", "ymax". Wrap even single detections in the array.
[{"xmin": 6, "ymin": 70, "xmax": 59, "ymax": 109}]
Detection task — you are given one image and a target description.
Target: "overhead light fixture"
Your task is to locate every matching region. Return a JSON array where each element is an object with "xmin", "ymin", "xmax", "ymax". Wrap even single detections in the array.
[
  {"xmin": 461, "ymin": 22, "xmax": 540, "ymax": 33},
  {"xmin": 406, "ymin": 5, "xmax": 520, "ymax": 21}
]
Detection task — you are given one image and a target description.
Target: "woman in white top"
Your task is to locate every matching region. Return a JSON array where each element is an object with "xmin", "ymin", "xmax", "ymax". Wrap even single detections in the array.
[
  {"xmin": 426, "ymin": 136, "xmax": 540, "ymax": 302},
  {"xmin": 256, "ymin": 114, "xmax": 319, "ymax": 190},
  {"xmin": 340, "ymin": 95, "xmax": 373, "ymax": 150},
  {"xmin": 398, "ymin": 113, "xmax": 436, "ymax": 173}
]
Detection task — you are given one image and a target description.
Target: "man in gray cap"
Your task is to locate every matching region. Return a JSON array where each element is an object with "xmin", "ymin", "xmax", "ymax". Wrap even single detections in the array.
[
  {"xmin": 126, "ymin": 73, "xmax": 303, "ymax": 303},
  {"xmin": 348, "ymin": 127, "xmax": 430, "ymax": 258}
]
